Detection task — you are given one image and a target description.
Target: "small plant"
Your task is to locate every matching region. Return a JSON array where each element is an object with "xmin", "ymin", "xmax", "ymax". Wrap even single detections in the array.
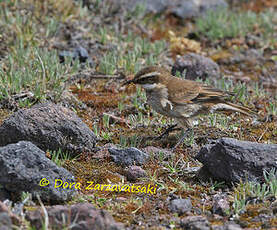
[
  {"xmin": 21, "ymin": 191, "xmax": 32, "ymax": 203},
  {"xmin": 209, "ymin": 180, "xmax": 226, "ymax": 192},
  {"xmin": 99, "ymin": 27, "xmax": 108, "ymax": 44},
  {"xmin": 232, "ymin": 168, "xmax": 277, "ymax": 216},
  {"xmin": 100, "ymin": 130, "xmax": 112, "ymax": 141},
  {"xmin": 118, "ymin": 101, "xmax": 124, "ymax": 113},
  {"xmin": 98, "ymin": 50, "xmax": 118, "ymax": 74},
  {"xmin": 233, "ymin": 196, "xmax": 247, "ymax": 216},
  {"xmin": 163, "ymin": 156, "xmax": 186, "ymax": 176},
  {"xmin": 266, "ymin": 101, "xmax": 277, "ymax": 116},
  {"xmin": 119, "ymin": 135, "xmax": 128, "ymax": 148},
  {"xmin": 119, "ymin": 134, "xmax": 140, "ymax": 147},
  {"xmin": 49, "ymin": 149, "xmax": 75, "ymax": 167},
  {"xmin": 233, "ymin": 82, "xmax": 248, "ymax": 104},
  {"xmin": 209, "ymin": 113, "xmax": 217, "ymax": 127},
  {"xmin": 93, "ymin": 123, "xmax": 99, "ymax": 137},
  {"xmin": 126, "ymin": 2, "xmax": 146, "ymax": 20},
  {"xmin": 264, "ymin": 168, "xmax": 277, "ymax": 198},
  {"xmin": 102, "ymin": 113, "xmax": 110, "ymax": 128},
  {"xmin": 177, "ymin": 181, "xmax": 194, "ymax": 192}
]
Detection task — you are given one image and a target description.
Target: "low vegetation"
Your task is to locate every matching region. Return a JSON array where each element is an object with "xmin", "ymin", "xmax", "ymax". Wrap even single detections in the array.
[{"xmin": 0, "ymin": 0, "xmax": 276, "ymax": 229}]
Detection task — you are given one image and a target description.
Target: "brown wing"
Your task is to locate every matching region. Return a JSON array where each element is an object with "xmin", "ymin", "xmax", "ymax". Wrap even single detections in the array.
[
  {"xmin": 165, "ymin": 77, "xmax": 231, "ymax": 105},
  {"xmin": 165, "ymin": 77, "xmax": 201, "ymax": 104},
  {"xmin": 194, "ymin": 85, "xmax": 232, "ymax": 102}
]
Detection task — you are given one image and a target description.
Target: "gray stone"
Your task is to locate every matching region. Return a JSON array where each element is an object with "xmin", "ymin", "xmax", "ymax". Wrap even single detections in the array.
[
  {"xmin": 126, "ymin": 166, "xmax": 146, "ymax": 182},
  {"xmin": 26, "ymin": 203, "xmax": 124, "ymax": 230},
  {"xmin": 171, "ymin": 53, "xmax": 220, "ymax": 81},
  {"xmin": 142, "ymin": 146, "xmax": 172, "ymax": 161},
  {"xmin": 169, "ymin": 198, "xmax": 192, "ymax": 215},
  {"xmin": 0, "ymin": 141, "xmax": 76, "ymax": 203},
  {"xmin": 123, "ymin": 0, "xmax": 170, "ymax": 14},
  {"xmin": 195, "ymin": 138, "xmax": 277, "ymax": 183},
  {"xmin": 118, "ymin": 0, "xmax": 228, "ymax": 19},
  {"xmin": 180, "ymin": 215, "xmax": 210, "ymax": 230},
  {"xmin": 212, "ymin": 194, "xmax": 229, "ymax": 216},
  {"xmin": 171, "ymin": 0, "xmax": 228, "ymax": 19},
  {"xmin": 0, "ymin": 102, "xmax": 97, "ymax": 156},
  {"xmin": 109, "ymin": 147, "xmax": 149, "ymax": 166},
  {"xmin": 0, "ymin": 202, "xmax": 13, "ymax": 230},
  {"xmin": 212, "ymin": 222, "xmax": 242, "ymax": 230},
  {"xmin": 0, "ymin": 213, "xmax": 11, "ymax": 230},
  {"xmin": 0, "ymin": 201, "xmax": 20, "ymax": 228},
  {"xmin": 59, "ymin": 46, "xmax": 93, "ymax": 65}
]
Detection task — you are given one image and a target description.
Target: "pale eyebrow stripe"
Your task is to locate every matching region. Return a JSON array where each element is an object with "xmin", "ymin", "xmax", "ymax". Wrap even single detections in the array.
[{"xmin": 139, "ymin": 72, "xmax": 161, "ymax": 79}]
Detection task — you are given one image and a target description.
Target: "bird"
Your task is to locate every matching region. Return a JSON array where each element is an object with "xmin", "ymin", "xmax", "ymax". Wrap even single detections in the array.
[{"xmin": 123, "ymin": 66, "xmax": 256, "ymax": 150}]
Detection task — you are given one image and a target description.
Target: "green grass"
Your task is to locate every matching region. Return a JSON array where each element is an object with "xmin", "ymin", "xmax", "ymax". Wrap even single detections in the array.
[
  {"xmin": 0, "ymin": 45, "xmax": 78, "ymax": 102},
  {"xmin": 195, "ymin": 8, "xmax": 276, "ymax": 42},
  {"xmin": 49, "ymin": 148, "xmax": 78, "ymax": 167},
  {"xmin": 232, "ymin": 168, "xmax": 277, "ymax": 215},
  {"xmin": 99, "ymin": 34, "xmax": 166, "ymax": 74},
  {"xmin": 119, "ymin": 134, "xmax": 141, "ymax": 148},
  {"xmin": 0, "ymin": 0, "xmax": 81, "ymax": 102}
]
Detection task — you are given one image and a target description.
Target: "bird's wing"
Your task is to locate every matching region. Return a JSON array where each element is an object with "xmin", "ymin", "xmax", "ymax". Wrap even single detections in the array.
[
  {"xmin": 194, "ymin": 85, "xmax": 232, "ymax": 102},
  {"xmin": 166, "ymin": 78, "xmax": 201, "ymax": 104},
  {"xmin": 167, "ymin": 78, "xmax": 231, "ymax": 105}
]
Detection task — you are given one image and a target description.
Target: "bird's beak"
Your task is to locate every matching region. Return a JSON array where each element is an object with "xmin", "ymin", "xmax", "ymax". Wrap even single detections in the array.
[{"xmin": 122, "ymin": 79, "xmax": 135, "ymax": 86}]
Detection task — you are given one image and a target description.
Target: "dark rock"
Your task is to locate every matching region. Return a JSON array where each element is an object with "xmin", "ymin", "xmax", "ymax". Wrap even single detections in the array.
[
  {"xmin": 74, "ymin": 46, "xmax": 89, "ymax": 63},
  {"xmin": 195, "ymin": 138, "xmax": 277, "ymax": 183},
  {"xmin": 212, "ymin": 194, "xmax": 229, "ymax": 216},
  {"xmin": 126, "ymin": 166, "xmax": 146, "ymax": 182},
  {"xmin": 0, "ymin": 188, "xmax": 10, "ymax": 202},
  {"xmin": 171, "ymin": 53, "xmax": 220, "ymax": 81},
  {"xmin": 59, "ymin": 50, "xmax": 75, "ymax": 63},
  {"xmin": 169, "ymin": 198, "xmax": 192, "ymax": 215},
  {"xmin": 0, "ymin": 141, "xmax": 76, "ymax": 203},
  {"xmin": 180, "ymin": 215, "xmax": 210, "ymax": 230},
  {"xmin": 59, "ymin": 46, "xmax": 91, "ymax": 63},
  {"xmin": 196, "ymin": 166, "xmax": 216, "ymax": 182},
  {"xmin": 108, "ymin": 147, "xmax": 149, "ymax": 167},
  {"xmin": 0, "ymin": 102, "xmax": 97, "ymax": 156},
  {"xmin": 26, "ymin": 203, "xmax": 123, "ymax": 230}
]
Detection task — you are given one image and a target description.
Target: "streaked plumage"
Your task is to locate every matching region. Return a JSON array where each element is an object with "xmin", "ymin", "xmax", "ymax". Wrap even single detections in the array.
[{"xmin": 124, "ymin": 66, "xmax": 255, "ymax": 149}]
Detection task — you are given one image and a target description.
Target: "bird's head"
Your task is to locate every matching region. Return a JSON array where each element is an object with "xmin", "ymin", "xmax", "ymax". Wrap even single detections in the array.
[{"xmin": 123, "ymin": 66, "xmax": 168, "ymax": 90}]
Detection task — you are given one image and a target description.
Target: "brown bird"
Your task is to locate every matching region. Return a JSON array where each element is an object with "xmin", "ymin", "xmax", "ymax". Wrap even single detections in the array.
[{"xmin": 124, "ymin": 66, "xmax": 255, "ymax": 150}]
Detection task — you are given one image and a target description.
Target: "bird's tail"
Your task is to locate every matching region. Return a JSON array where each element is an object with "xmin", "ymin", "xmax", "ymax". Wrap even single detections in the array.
[{"xmin": 223, "ymin": 102, "xmax": 257, "ymax": 117}]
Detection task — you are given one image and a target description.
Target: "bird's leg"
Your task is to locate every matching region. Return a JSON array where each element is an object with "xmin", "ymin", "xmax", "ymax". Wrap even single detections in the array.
[
  {"xmin": 155, "ymin": 123, "xmax": 178, "ymax": 140},
  {"xmin": 171, "ymin": 128, "xmax": 193, "ymax": 151}
]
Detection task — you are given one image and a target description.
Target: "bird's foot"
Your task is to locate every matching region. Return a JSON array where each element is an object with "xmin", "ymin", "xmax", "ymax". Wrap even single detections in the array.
[
  {"xmin": 171, "ymin": 128, "xmax": 194, "ymax": 151},
  {"xmin": 154, "ymin": 124, "xmax": 178, "ymax": 140}
]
